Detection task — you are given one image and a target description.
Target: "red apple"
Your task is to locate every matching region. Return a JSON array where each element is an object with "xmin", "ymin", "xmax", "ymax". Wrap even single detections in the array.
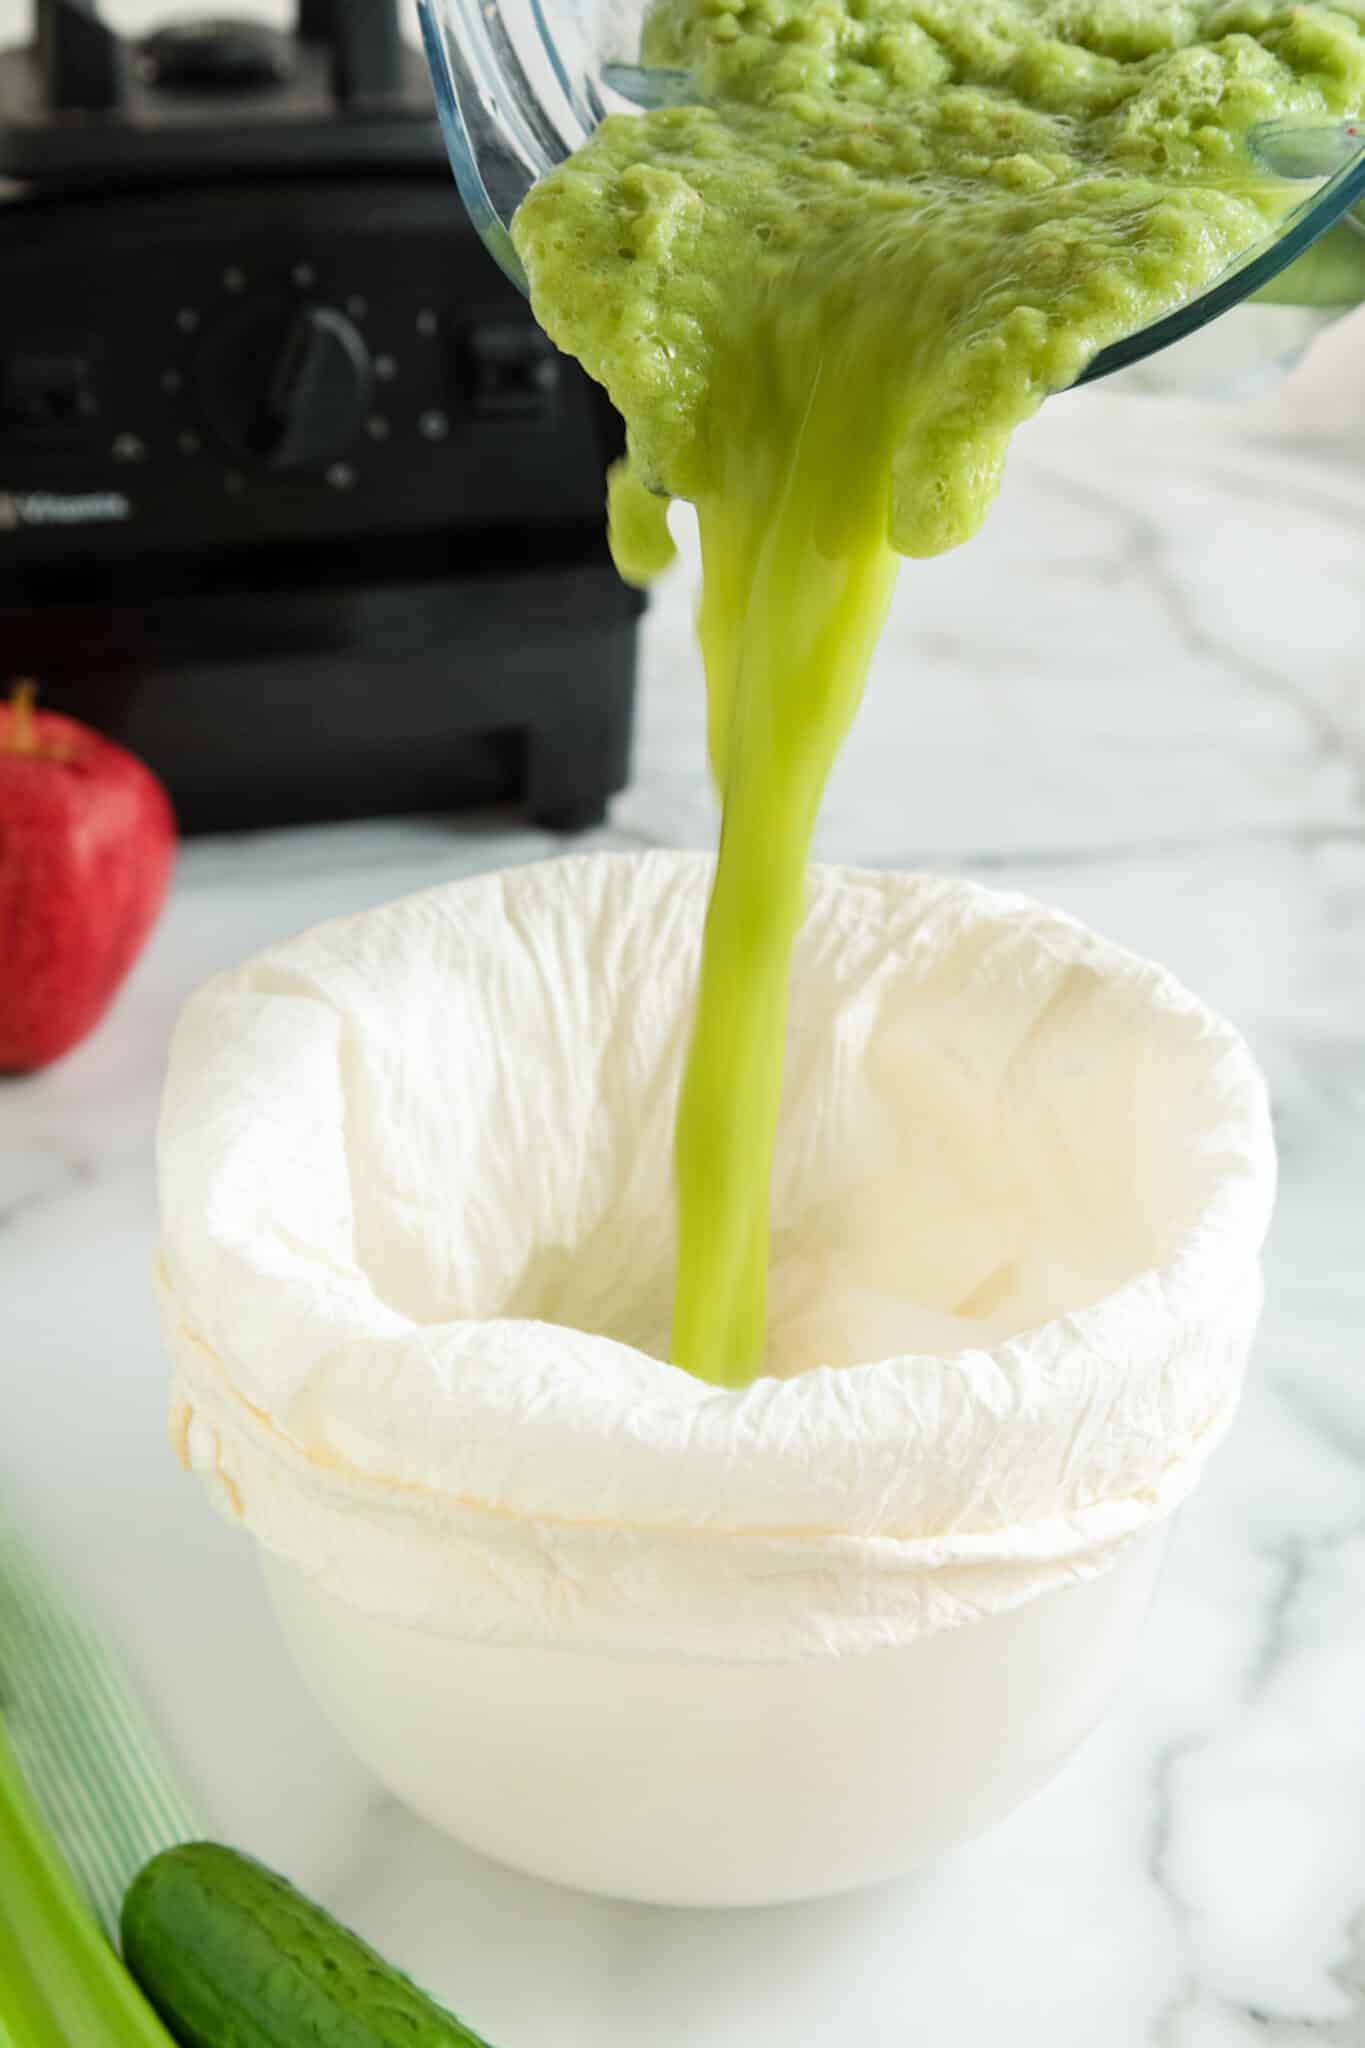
[{"xmin": 0, "ymin": 682, "xmax": 176, "ymax": 1072}]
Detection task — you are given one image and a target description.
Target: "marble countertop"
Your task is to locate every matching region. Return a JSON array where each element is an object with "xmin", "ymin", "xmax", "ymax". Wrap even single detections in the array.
[{"xmin": 3, "ymin": 357, "xmax": 1364, "ymax": 2046}]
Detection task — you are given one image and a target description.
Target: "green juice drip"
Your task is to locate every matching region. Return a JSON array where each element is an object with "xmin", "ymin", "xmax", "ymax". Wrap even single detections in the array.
[
  {"xmin": 672, "ymin": 359, "xmax": 899, "ymax": 1383},
  {"xmin": 513, "ymin": 0, "xmax": 1365, "ymax": 1388}
]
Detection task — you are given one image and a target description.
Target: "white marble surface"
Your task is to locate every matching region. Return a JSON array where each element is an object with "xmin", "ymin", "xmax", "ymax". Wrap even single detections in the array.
[{"xmin": 3, "ymin": 354, "xmax": 1365, "ymax": 2045}]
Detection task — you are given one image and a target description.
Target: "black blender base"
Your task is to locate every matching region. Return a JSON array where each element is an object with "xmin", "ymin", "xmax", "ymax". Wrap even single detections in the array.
[
  {"xmin": 7, "ymin": 556, "xmax": 642, "ymax": 836},
  {"xmin": 531, "ymin": 796, "xmax": 610, "ymax": 833}
]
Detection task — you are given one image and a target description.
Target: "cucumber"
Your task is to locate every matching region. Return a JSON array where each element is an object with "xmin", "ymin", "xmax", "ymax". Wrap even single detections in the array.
[{"xmin": 121, "ymin": 1842, "xmax": 497, "ymax": 2048}]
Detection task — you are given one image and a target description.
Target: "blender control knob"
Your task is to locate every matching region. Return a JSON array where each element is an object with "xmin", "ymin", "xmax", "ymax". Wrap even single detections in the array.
[{"xmin": 195, "ymin": 297, "xmax": 372, "ymax": 471}]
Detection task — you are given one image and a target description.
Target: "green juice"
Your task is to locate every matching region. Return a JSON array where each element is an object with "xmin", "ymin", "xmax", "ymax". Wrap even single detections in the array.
[
  {"xmin": 512, "ymin": 0, "xmax": 1365, "ymax": 1387},
  {"xmin": 673, "ymin": 352, "xmax": 899, "ymax": 1382}
]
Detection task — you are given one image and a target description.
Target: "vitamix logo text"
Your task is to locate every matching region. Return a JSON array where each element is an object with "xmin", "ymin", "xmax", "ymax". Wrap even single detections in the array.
[{"xmin": 0, "ymin": 491, "xmax": 132, "ymax": 530}]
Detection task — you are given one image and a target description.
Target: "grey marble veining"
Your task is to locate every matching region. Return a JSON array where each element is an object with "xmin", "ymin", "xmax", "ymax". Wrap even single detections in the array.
[{"xmin": 1, "ymin": 349, "xmax": 1363, "ymax": 2047}]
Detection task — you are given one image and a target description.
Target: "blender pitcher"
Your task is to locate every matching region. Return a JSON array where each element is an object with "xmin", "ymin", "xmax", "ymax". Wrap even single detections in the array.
[{"xmin": 417, "ymin": 0, "xmax": 1365, "ymax": 396}]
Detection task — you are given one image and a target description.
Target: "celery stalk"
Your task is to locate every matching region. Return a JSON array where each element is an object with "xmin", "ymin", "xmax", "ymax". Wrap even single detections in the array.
[{"xmin": 0, "ymin": 1715, "xmax": 177, "ymax": 2048}]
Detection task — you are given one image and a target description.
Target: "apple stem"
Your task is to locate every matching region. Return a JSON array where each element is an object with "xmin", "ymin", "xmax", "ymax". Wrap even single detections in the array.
[{"xmin": 9, "ymin": 679, "xmax": 39, "ymax": 754}]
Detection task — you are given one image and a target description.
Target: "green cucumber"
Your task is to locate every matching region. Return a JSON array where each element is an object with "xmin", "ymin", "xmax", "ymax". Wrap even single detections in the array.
[{"xmin": 121, "ymin": 1842, "xmax": 498, "ymax": 2048}]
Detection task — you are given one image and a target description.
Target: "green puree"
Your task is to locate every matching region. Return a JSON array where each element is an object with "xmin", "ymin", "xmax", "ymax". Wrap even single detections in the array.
[{"xmin": 512, "ymin": 0, "xmax": 1365, "ymax": 1388}]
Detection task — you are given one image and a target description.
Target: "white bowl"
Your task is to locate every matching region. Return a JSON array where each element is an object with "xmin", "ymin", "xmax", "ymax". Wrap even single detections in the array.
[
  {"xmin": 158, "ymin": 854, "xmax": 1274, "ymax": 1904},
  {"xmin": 262, "ymin": 1528, "xmax": 1167, "ymax": 1906}
]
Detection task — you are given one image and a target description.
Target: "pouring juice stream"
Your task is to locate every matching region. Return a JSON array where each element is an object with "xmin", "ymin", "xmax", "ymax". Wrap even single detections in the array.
[{"xmin": 512, "ymin": 0, "xmax": 1365, "ymax": 1387}]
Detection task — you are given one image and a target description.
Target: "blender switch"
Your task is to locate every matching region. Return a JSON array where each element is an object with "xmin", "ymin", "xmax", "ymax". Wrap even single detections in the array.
[
  {"xmin": 3, "ymin": 351, "xmax": 99, "ymax": 431},
  {"xmin": 463, "ymin": 324, "xmax": 560, "ymax": 421}
]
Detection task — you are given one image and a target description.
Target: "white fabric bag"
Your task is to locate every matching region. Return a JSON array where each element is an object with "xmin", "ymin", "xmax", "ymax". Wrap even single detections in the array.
[{"xmin": 157, "ymin": 851, "xmax": 1275, "ymax": 1663}]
